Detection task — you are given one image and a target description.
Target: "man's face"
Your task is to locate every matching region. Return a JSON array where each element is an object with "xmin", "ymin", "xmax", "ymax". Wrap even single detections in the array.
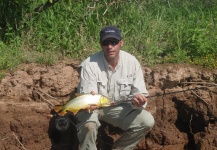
[{"xmin": 100, "ymin": 38, "xmax": 123, "ymax": 62}]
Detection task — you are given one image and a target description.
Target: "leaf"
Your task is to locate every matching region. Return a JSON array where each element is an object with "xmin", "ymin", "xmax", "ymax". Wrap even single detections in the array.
[
  {"xmin": 17, "ymin": 0, "xmax": 24, "ymax": 4},
  {"xmin": 49, "ymin": 0, "xmax": 53, "ymax": 3}
]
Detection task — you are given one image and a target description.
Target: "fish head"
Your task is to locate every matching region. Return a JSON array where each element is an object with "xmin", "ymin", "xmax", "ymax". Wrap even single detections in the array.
[{"xmin": 99, "ymin": 96, "xmax": 111, "ymax": 107}]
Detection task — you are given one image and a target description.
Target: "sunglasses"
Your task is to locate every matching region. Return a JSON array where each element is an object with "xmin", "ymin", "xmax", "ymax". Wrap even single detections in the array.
[{"xmin": 101, "ymin": 39, "xmax": 120, "ymax": 46}]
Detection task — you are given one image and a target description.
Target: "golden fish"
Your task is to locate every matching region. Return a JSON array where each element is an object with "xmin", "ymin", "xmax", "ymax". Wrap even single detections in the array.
[{"xmin": 54, "ymin": 94, "xmax": 111, "ymax": 116}]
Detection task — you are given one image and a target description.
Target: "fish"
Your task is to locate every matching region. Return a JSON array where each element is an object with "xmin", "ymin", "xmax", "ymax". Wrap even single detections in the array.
[{"xmin": 54, "ymin": 94, "xmax": 111, "ymax": 116}]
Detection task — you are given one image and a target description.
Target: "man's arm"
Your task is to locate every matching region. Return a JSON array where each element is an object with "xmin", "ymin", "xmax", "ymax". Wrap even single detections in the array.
[
  {"xmin": 131, "ymin": 62, "xmax": 149, "ymax": 107},
  {"xmin": 77, "ymin": 65, "xmax": 98, "ymax": 94},
  {"xmin": 77, "ymin": 66, "xmax": 99, "ymax": 112}
]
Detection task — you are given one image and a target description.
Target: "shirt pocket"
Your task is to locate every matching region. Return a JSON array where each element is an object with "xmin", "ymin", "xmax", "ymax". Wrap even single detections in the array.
[
  {"xmin": 116, "ymin": 78, "xmax": 133, "ymax": 97},
  {"xmin": 97, "ymin": 81, "xmax": 107, "ymax": 96}
]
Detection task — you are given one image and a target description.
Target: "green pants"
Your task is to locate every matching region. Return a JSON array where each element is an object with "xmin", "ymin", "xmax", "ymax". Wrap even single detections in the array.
[{"xmin": 75, "ymin": 103, "xmax": 155, "ymax": 150}]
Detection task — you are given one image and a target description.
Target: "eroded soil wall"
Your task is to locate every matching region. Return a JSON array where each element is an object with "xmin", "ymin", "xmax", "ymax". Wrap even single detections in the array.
[{"xmin": 0, "ymin": 61, "xmax": 216, "ymax": 150}]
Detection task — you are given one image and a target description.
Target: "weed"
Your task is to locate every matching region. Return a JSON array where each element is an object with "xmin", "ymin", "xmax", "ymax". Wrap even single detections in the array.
[{"xmin": 0, "ymin": 0, "xmax": 217, "ymax": 69}]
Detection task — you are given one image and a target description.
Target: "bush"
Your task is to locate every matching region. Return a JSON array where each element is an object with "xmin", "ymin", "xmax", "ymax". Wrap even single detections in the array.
[{"xmin": 0, "ymin": 0, "xmax": 217, "ymax": 69}]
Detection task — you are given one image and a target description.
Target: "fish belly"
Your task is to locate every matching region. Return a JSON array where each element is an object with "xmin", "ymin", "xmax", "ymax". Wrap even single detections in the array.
[{"xmin": 63, "ymin": 94, "xmax": 101, "ymax": 114}]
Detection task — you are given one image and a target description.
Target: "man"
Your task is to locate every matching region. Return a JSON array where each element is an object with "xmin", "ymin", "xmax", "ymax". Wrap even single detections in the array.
[{"xmin": 76, "ymin": 26, "xmax": 155, "ymax": 150}]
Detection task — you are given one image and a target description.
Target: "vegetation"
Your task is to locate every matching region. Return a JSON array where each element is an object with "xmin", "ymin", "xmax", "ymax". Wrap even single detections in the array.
[{"xmin": 0, "ymin": 0, "xmax": 217, "ymax": 72}]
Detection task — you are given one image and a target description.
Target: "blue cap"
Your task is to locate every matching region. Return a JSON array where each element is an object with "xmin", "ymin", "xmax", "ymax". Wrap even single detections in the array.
[{"xmin": 100, "ymin": 26, "xmax": 122, "ymax": 42}]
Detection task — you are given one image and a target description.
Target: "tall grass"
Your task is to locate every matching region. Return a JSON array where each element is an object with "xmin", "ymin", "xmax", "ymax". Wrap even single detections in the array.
[{"xmin": 0, "ymin": 0, "xmax": 217, "ymax": 70}]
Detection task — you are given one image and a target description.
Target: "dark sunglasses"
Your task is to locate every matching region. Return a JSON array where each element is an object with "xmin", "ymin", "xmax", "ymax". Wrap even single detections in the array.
[{"xmin": 101, "ymin": 39, "xmax": 120, "ymax": 46}]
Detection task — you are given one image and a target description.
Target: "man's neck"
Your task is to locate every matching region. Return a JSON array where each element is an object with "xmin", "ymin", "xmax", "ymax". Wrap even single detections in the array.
[{"xmin": 107, "ymin": 58, "xmax": 119, "ymax": 71}]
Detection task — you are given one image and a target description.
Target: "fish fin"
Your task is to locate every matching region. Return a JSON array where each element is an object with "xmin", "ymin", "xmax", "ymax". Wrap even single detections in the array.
[
  {"xmin": 66, "ymin": 109, "xmax": 78, "ymax": 115},
  {"xmin": 73, "ymin": 111, "xmax": 78, "ymax": 115},
  {"xmin": 54, "ymin": 105, "xmax": 62, "ymax": 113},
  {"xmin": 59, "ymin": 111, "xmax": 65, "ymax": 116}
]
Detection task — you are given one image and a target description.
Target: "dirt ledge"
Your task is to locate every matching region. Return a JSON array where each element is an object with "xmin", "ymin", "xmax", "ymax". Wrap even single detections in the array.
[{"xmin": 0, "ymin": 60, "xmax": 216, "ymax": 150}]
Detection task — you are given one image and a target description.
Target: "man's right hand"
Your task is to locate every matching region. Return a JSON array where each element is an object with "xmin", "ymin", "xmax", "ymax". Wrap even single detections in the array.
[
  {"xmin": 86, "ymin": 91, "xmax": 99, "ymax": 112},
  {"xmin": 132, "ymin": 93, "xmax": 147, "ymax": 107}
]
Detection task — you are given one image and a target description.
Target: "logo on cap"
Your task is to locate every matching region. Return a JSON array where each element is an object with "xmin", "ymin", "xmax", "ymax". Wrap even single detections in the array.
[{"xmin": 105, "ymin": 29, "xmax": 116, "ymax": 33}]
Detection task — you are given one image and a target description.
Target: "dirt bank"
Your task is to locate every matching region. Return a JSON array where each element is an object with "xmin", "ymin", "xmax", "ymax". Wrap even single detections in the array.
[{"xmin": 0, "ymin": 60, "xmax": 216, "ymax": 150}]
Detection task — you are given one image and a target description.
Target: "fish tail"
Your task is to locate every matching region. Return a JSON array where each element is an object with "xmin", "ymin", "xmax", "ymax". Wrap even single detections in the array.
[
  {"xmin": 54, "ymin": 105, "xmax": 62, "ymax": 113},
  {"xmin": 54, "ymin": 106, "xmax": 66, "ymax": 116}
]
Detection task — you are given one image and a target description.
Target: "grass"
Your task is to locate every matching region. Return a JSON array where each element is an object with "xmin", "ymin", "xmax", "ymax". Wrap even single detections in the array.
[{"xmin": 0, "ymin": 0, "xmax": 217, "ymax": 70}]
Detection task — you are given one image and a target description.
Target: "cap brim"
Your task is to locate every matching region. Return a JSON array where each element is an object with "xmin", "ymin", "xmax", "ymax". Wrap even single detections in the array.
[{"xmin": 100, "ymin": 35, "xmax": 121, "ymax": 42}]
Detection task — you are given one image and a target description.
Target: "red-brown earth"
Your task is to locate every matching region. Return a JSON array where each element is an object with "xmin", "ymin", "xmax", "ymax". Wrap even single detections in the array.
[{"xmin": 0, "ymin": 59, "xmax": 216, "ymax": 150}]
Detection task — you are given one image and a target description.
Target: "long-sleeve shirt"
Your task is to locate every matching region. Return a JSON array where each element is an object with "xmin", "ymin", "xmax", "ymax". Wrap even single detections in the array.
[{"xmin": 77, "ymin": 50, "xmax": 148, "ymax": 103}]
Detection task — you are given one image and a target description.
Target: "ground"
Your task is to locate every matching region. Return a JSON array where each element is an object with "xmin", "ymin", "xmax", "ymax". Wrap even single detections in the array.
[{"xmin": 0, "ymin": 59, "xmax": 216, "ymax": 150}]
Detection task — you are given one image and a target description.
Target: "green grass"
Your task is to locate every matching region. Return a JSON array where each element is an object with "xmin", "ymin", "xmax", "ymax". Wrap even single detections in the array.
[
  {"xmin": 0, "ymin": 37, "xmax": 21, "ymax": 69},
  {"xmin": 0, "ymin": 0, "xmax": 217, "ymax": 70}
]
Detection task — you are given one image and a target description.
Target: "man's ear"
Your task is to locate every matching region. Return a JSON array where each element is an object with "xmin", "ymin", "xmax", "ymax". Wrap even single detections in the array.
[{"xmin": 120, "ymin": 39, "xmax": 124, "ymax": 47}]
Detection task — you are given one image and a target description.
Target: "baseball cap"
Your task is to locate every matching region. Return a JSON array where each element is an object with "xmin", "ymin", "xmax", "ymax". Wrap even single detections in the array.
[{"xmin": 100, "ymin": 26, "xmax": 122, "ymax": 42}]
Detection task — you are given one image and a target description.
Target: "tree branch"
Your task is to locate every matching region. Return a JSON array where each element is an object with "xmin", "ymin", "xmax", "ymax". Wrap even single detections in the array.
[{"xmin": 25, "ymin": 0, "xmax": 61, "ymax": 20}]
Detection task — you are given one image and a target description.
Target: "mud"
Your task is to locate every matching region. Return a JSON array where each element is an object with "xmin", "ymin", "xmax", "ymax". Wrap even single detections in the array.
[{"xmin": 0, "ymin": 60, "xmax": 216, "ymax": 150}]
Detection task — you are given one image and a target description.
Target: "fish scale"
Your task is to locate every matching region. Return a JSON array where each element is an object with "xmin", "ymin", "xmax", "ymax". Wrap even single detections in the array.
[{"xmin": 54, "ymin": 94, "xmax": 111, "ymax": 116}]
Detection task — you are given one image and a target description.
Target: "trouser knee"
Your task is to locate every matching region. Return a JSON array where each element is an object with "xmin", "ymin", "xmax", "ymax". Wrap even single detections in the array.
[
  {"xmin": 131, "ymin": 110, "xmax": 155, "ymax": 130},
  {"xmin": 141, "ymin": 111, "xmax": 155, "ymax": 130},
  {"xmin": 77, "ymin": 122, "xmax": 98, "ymax": 142},
  {"xmin": 84, "ymin": 122, "xmax": 98, "ymax": 131}
]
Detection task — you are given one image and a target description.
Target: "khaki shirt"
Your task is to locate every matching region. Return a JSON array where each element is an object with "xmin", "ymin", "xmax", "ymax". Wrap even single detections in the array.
[{"xmin": 77, "ymin": 50, "xmax": 148, "ymax": 102}]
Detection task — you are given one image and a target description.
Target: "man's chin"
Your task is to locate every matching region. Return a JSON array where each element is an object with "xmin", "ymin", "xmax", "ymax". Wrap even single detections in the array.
[{"xmin": 107, "ymin": 55, "xmax": 116, "ymax": 60}]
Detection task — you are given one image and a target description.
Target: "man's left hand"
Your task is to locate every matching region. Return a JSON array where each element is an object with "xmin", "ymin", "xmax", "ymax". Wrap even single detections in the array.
[{"xmin": 132, "ymin": 94, "xmax": 147, "ymax": 107}]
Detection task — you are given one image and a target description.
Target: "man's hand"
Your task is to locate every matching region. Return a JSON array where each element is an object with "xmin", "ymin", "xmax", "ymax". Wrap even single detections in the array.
[
  {"xmin": 86, "ymin": 104, "xmax": 99, "ymax": 113},
  {"xmin": 86, "ymin": 91, "xmax": 99, "ymax": 112},
  {"xmin": 132, "ymin": 94, "xmax": 147, "ymax": 107}
]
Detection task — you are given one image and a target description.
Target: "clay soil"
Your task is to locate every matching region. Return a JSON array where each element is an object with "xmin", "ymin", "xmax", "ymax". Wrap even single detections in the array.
[{"xmin": 0, "ymin": 59, "xmax": 216, "ymax": 150}]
